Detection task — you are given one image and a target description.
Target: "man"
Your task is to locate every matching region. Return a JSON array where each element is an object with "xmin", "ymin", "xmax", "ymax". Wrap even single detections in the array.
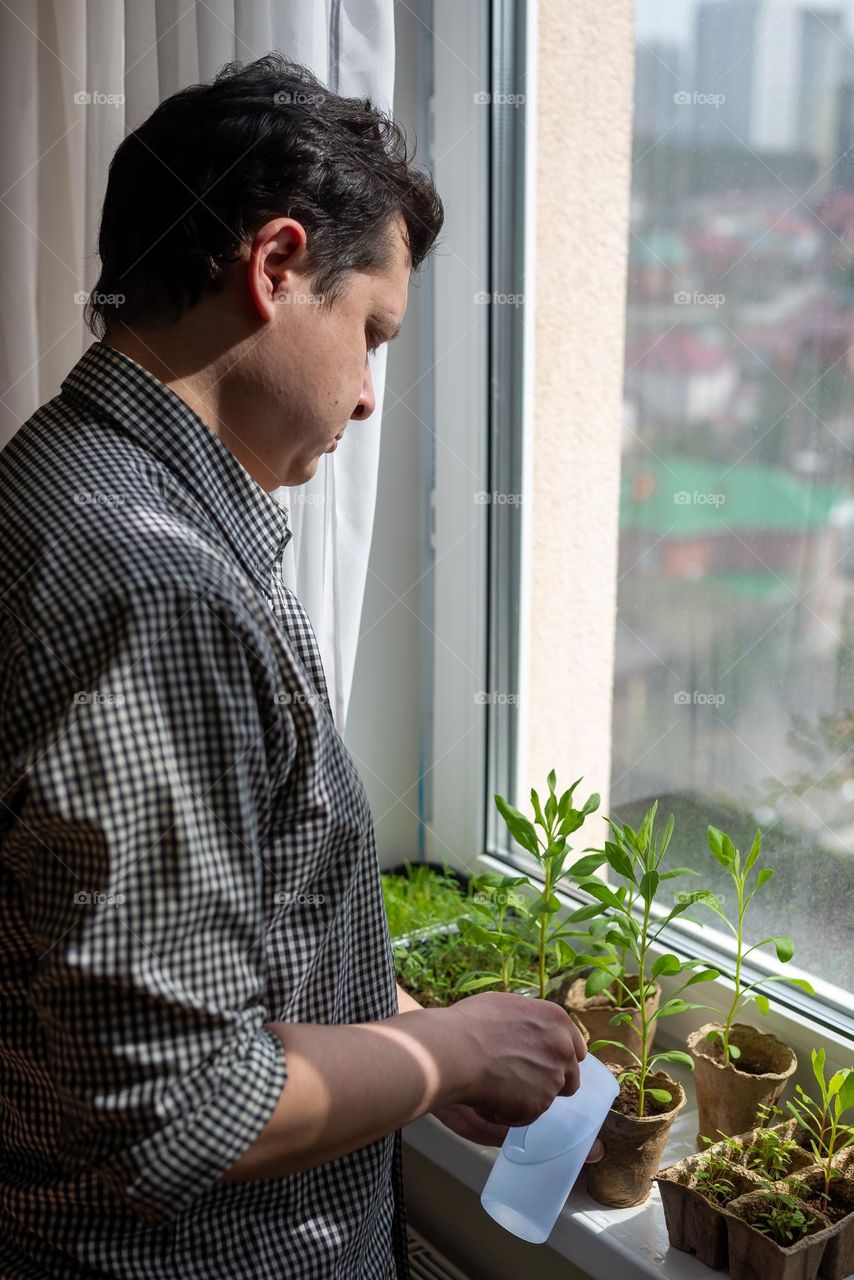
[{"xmin": 0, "ymin": 54, "xmax": 597, "ymax": 1279}]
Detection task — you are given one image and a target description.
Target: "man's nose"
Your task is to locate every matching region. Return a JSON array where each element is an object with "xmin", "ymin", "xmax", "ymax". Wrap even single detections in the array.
[{"xmin": 351, "ymin": 357, "xmax": 376, "ymax": 421}]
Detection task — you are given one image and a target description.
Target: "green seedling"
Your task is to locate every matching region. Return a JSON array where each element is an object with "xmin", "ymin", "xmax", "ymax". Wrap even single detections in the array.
[
  {"xmin": 564, "ymin": 801, "xmax": 716, "ymax": 1009},
  {"xmin": 392, "ymin": 937, "xmax": 459, "ymax": 1007},
  {"xmin": 454, "ymin": 872, "xmax": 539, "ymax": 994},
  {"xmin": 746, "ymin": 1123, "xmax": 801, "ymax": 1179},
  {"xmin": 393, "ymin": 932, "xmax": 488, "ymax": 1007},
  {"xmin": 701, "ymin": 826, "xmax": 815, "ymax": 1067},
  {"xmin": 381, "ymin": 861, "xmax": 470, "ymax": 938},
  {"xmin": 570, "ymin": 801, "xmax": 720, "ymax": 1117},
  {"xmin": 693, "ymin": 1150, "xmax": 736, "ymax": 1204},
  {"xmin": 753, "ymin": 1191, "xmax": 816, "ymax": 1246},
  {"xmin": 700, "ymin": 1130, "xmax": 747, "ymax": 1165},
  {"xmin": 493, "ymin": 771, "xmax": 600, "ymax": 998},
  {"xmin": 786, "ymin": 1048, "xmax": 854, "ymax": 1198}
]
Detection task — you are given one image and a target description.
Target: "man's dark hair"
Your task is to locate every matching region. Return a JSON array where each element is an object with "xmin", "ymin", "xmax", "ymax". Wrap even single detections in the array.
[{"xmin": 85, "ymin": 53, "xmax": 444, "ymax": 336}]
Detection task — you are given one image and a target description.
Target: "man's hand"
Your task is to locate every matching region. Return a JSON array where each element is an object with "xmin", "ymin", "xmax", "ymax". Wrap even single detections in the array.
[
  {"xmin": 431, "ymin": 1101, "xmax": 510, "ymax": 1145},
  {"xmin": 396, "ymin": 981, "xmax": 604, "ymax": 1161}
]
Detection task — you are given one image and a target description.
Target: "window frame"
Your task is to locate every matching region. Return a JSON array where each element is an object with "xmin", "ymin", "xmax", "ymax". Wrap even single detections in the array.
[
  {"xmin": 428, "ymin": 0, "xmax": 532, "ymax": 871},
  {"xmin": 426, "ymin": 0, "xmax": 491, "ymax": 869},
  {"xmin": 427, "ymin": 0, "xmax": 853, "ymax": 1050}
]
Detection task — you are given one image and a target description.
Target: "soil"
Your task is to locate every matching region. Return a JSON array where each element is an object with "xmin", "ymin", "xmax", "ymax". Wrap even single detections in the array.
[
  {"xmin": 703, "ymin": 1039, "xmax": 767, "ymax": 1076},
  {"xmin": 612, "ymin": 1074, "xmax": 675, "ymax": 1119},
  {"xmin": 797, "ymin": 1194, "xmax": 851, "ymax": 1226},
  {"xmin": 793, "ymin": 1173, "xmax": 854, "ymax": 1225}
]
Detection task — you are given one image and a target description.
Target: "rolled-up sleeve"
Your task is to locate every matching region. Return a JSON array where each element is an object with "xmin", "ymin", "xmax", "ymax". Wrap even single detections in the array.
[{"xmin": 4, "ymin": 580, "xmax": 296, "ymax": 1225}]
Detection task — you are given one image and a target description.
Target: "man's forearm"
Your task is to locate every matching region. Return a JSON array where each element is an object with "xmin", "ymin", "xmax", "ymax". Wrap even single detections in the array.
[{"xmin": 218, "ymin": 1006, "xmax": 465, "ymax": 1183}]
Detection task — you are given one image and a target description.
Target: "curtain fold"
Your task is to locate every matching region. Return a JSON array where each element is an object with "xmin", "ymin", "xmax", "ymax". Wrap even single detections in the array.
[{"xmin": 0, "ymin": 0, "xmax": 395, "ymax": 730}]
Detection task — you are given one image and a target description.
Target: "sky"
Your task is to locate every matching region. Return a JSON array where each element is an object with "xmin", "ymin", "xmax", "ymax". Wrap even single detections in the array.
[{"xmin": 635, "ymin": 0, "xmax": 854, "ymax": 46}]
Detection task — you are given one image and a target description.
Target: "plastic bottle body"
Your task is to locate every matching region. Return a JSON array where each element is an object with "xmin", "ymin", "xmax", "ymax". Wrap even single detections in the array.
[{"xmin": 480, "ymin": 1053, "xmax": 619, "ymax": 1243}]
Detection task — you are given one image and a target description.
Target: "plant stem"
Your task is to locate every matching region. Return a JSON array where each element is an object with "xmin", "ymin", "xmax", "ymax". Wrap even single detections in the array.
[
  {"xmin": 537, "ymin": 813, "xmax": 557, "ymax": 1000},
  {"xmin": 637, "ymin": 893, "xmax": 651, "ymax": 1118},
  {"xmin": 824, "ymin": 1114, "xmax": 837, "ymax": 1198},
  {"xmin": 497, "ymin": 898, "xmax": 508, "ymax": 991},
  {"xmin": 615, "ymin": 883, "xmax": 636, "ymax": 1002},
  {"xmin": 723, "ymin": 871, "xmax": 745, "ymax": 1068},
  {"xmin": 539, "ymin": 858, "xmax": 550, "ymax": 999}
]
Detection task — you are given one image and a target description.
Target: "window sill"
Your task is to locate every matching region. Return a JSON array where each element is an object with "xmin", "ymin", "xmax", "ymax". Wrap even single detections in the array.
[
  {"xmin": 403, "ymin": 1063, "xmax": 703, "ymax": 1280},
  {"xmin": 403, "ymin": 1059, "xmax": 852, "ymax": 1280}
]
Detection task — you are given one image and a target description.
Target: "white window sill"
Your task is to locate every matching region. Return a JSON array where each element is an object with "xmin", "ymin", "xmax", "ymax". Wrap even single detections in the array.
[{"xmin": 402, "ymin": 1061, "xmax": 851, "ymax": 1280}]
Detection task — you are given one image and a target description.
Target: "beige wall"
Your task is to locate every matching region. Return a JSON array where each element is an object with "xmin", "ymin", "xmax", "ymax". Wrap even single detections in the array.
[{"xmin": 522, "ymin": 0, "xmax": 635, "ymax": 818}]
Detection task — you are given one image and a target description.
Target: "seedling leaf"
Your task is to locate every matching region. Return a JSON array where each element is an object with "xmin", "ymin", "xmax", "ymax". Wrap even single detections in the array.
[{"xmin": 647, "ymin": 1088, "xmax": 673, "ymax": 1104}]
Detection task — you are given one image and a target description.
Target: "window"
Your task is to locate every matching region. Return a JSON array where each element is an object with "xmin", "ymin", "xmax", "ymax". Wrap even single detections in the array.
[
  {"xmin": 614, "ymin": 0, "xmax": 854, "ymax": 1008},
  {"xmin": 382, "ymin": 0, "xmax": 851, "ymax": 1031}
]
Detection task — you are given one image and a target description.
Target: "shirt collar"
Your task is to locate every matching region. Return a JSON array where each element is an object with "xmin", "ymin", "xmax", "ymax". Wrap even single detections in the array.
[{"xmin": 60, "ymin": 341, "xmax": 292, "ymax": 592}]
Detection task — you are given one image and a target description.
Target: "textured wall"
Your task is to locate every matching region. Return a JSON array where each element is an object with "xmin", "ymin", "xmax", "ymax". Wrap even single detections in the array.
[{"xmin": 522, "ymin": 0, "xmax": 635, "ymax": 818}]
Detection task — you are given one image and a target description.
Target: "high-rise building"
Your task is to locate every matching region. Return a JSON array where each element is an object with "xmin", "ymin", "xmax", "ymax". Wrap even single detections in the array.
[
  {"xmin": 692, "ymin": 1, "xmax": 846, "ymax": 156},
  {"xmin": 692, "ymin": 0, "xmax": 761, "ymax": 146},
  {"xmin": 635, "ymin": 40, "xmax": 683, "ymax": 140},
  {"xmin": 799, "ymin": 8, "xmax": 845, "ymax": 169},
  {"xmin": 835, "ymin": 76, "xmax": 854, "ymax": 191},
  {"xmin": 750, "ymin": 0, "xmax": 803, "ymax": 151}
]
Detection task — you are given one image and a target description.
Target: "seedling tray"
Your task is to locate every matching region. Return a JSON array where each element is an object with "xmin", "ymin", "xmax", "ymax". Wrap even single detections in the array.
[{"xmin": 655, "ymin": 1120, "xmax": 854, "ymax": 1280}]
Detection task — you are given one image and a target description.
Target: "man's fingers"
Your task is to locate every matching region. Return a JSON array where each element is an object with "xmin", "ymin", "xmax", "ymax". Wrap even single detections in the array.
[
  {"xmin": 568, "ymin": 1016, "xmax": 588, "ymax": 1062},
  {"xmin": 584, "ymin": 1138, "xmax": 605, "ymax": 1164},
  {"xmin": 471, "ymin": 1117, "xmax": 511, "ymax": 1146},
  {"xmin": 558, "ymin": 1056, "xmax": 581, "ymax": 1097}
]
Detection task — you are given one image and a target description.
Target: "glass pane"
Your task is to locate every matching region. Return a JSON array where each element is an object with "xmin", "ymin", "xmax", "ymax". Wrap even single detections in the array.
[{"xmin": 615, "ymin": 0, "xmax": 854, "ymax": 995}]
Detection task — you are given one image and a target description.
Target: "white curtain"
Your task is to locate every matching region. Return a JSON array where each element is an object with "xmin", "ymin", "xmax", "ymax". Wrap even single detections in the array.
[{"xmin": 0, "ymin": 0, "xmax": 396, "ymax": 731}]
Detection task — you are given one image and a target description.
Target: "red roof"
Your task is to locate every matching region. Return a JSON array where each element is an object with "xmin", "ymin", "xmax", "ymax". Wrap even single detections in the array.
[
  {"xmin": 683, "ymin": 231, "xmax": 748, "ymax": 257},
  {"xmin": 627, "ymin": 331, "xmax": 735, "ymax": 374},
  {"xmin": 814, "ymin": 192, "xmax": 854, "ymax": 234}
]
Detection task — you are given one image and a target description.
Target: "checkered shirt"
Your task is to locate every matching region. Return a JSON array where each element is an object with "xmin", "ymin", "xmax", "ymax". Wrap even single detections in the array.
[{"xmin": 0, "ymin": 341, "xmax": 409, "ymax": 1279}]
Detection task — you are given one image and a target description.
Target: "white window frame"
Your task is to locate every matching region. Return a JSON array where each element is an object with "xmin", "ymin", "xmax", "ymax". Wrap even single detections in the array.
[
  {"xmin": 426, "ymin": 0, "xmax": 853, "ymax": 1056},
  {"xmin": 426, "ymin": 0, "xmax": 491, "ymax": 869}
]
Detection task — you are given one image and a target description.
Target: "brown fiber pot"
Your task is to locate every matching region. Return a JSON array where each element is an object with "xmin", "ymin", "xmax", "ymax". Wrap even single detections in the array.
[
  {"xmin": 791, "ymin": 1165, "xmax": 854, "ymax": 1280},
  {"xmin": 725, "ymin": 1190, "xmax": 833, "ymax": 1280},
  {"xmin": 688, "ymin": 1022, "xmax": 797, "ymax": 1148},
  {"xmin": 655, "ymin": 1152, "xmax": 764, "ymax": 1269},
  {"xmin": 559, "ymin": 975, "xmax": 661, "ymax": 1069},
  {"xmin": 585, "ymin": 1065, "xmax": 686, "ymax": 1208}
]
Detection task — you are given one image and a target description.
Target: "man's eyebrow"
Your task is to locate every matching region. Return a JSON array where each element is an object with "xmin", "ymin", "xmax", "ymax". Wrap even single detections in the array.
[{"xmin": 374, "ymin": 314, "xmax": 403, "ymax": 341}]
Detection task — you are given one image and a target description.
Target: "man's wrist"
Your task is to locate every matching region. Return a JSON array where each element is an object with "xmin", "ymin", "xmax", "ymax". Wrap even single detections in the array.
[{"xmin": 416, "ymin": 1003, "xmax": 475, "ymax": 1109}]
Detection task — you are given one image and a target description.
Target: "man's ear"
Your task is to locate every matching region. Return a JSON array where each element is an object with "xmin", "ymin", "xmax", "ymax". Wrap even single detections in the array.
[{"xmin": 246, "ymin": 217, "xmax": 310, "ymax": 322}]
